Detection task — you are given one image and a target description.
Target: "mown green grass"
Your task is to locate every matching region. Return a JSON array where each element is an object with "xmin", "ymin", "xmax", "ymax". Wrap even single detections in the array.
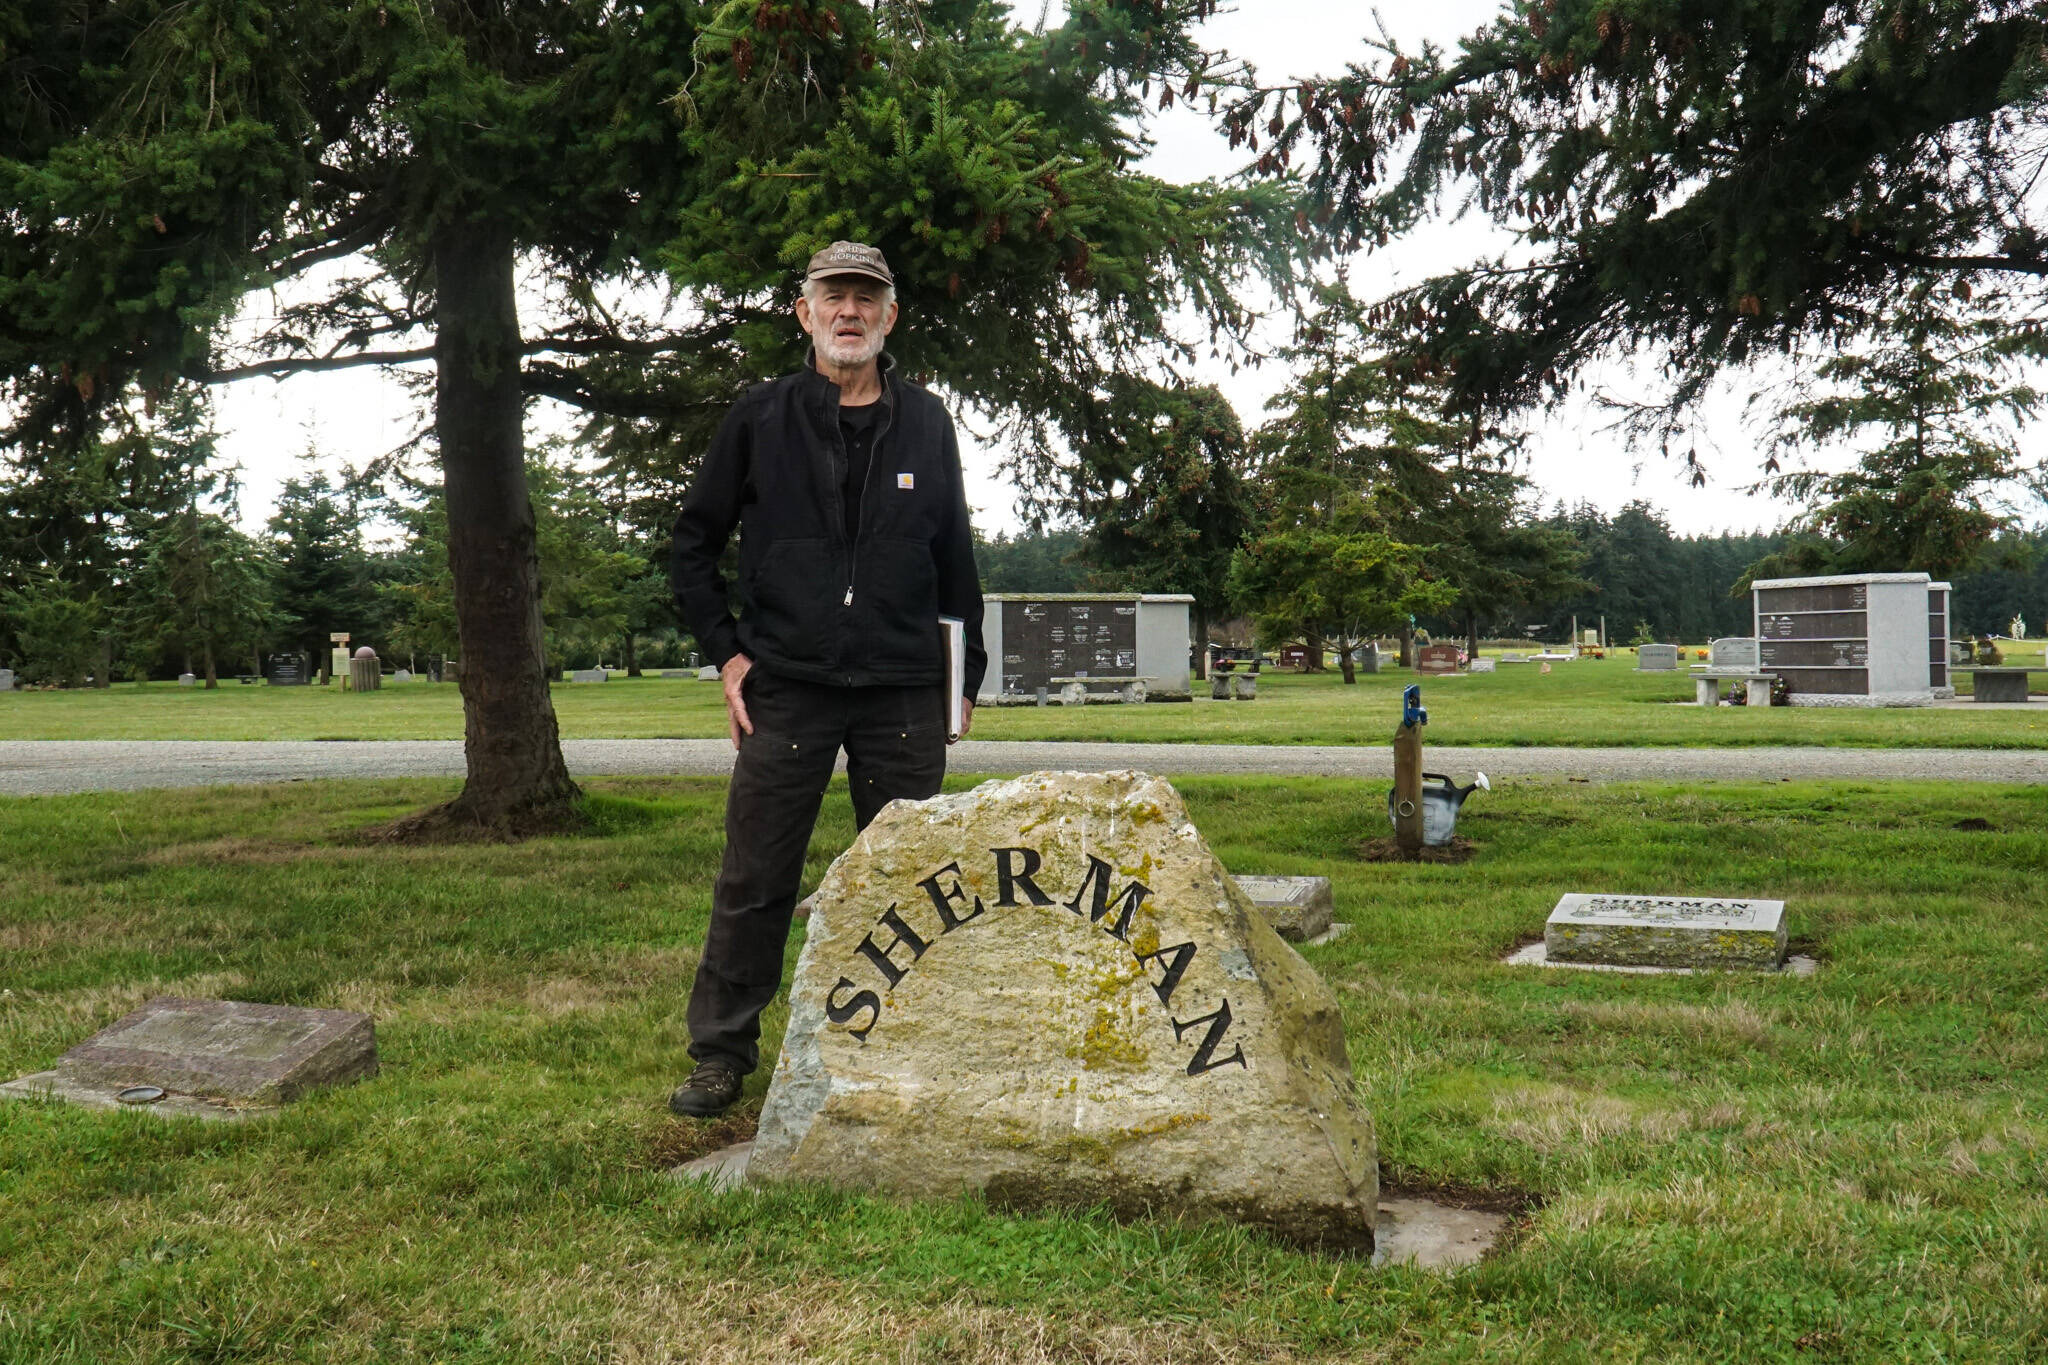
[
  {"xmin": 5, "ymin": 643, "xmax": 2048, "ymax": 747},
  {"xmin": 2, "ymin": 776, "xmax": 2044, "ymax": 1361}
]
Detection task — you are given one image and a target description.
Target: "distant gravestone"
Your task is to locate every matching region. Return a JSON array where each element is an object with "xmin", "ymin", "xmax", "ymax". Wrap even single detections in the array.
[
  {"xmin": 571, "ymin": 668, "xmax": 607, "ymax": 683},
  {"xmin": 1707, "ymin": 637, "xmax": 1761, "ymax": 671},
  {"xmin": 1357, "ymin": 644, "xmax": 1380, "ymax": 675},
  {"xmin": 0, "ymin": 668, "xmax": 14, "ymax": 691},
  {"xmin": 697, "ymin": 666, "xmax": 720, "ymax": 681},
  {"xmin": 264, "ymin": 653, "xmax": 308, "ymax": 686},
  {"xmin": 1468, "ymin": 657, "xmax": 1497, "ymax": 674},
  {"xmin": 1545, "ymin": 893, "xmax": 1787, "ymax": 970},
  {"xmin": 1636, "ymin": 644, "xmax": 1680, "ymax": 671},
  {"xmin": 391, "ymin": 668, "xmax": 412, "ymax": 684},
  {"xmin": 2, "ymin": 997, "xmax": 376, "ymax": 1119},
  {"xmin": 1231, "ymin": 875, "xmax": 1334, "ymax": 942},
  {"xmin": 750, "ymin": 770, "xmax": 1379, "ymax": 1249},
  {"xmin": 1416, "ymin": 644, "xmax": 1462, "ymax": 674},
  {"xmin": 178, "ymin": 673, "xmax": 197, "ymax": 687},
  {"xmin": 660, "ymin": 669, "xmax": 690, "ymax": 679}
]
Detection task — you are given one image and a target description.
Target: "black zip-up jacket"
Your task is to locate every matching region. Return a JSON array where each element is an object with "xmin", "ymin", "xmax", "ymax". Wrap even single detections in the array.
[{"xmin": 670, "ymin": 353, "xmax": 987, "ymax": 696}]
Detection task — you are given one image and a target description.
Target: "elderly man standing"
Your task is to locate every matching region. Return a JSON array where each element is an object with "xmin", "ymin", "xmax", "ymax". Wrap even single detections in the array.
[{"xmin": 666, "ymin": 241, "xmax": 986, "ymax": 1117}]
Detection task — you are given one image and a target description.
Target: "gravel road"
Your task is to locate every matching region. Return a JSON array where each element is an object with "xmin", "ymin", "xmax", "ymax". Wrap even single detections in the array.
[{"xmin": 3, "ymin": 739, "xmax": 2043, "ymax": 796}]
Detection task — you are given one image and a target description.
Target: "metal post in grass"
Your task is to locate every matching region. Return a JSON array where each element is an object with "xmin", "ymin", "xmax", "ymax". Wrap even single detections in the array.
[{"xmin": 1393, "ymin": 684, "xmax": 1426, "ymax": 852}]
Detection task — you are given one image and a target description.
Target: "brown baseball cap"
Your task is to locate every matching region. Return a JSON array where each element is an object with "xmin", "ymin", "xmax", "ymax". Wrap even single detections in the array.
[{"xmin": 805, "ymin": 240, "xmax": 894, "ymax": 286}]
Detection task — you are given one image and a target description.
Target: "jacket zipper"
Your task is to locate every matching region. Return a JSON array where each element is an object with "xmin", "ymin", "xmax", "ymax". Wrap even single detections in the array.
[{"xmin": 841, "ymin": 388, "xmax": 894, "ymax": 608}]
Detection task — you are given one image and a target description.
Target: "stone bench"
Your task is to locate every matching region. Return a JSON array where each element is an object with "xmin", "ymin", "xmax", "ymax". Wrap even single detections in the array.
[
  {"xmin": 1051, "ymin": 675, "xmax": 1153, "ymax": 705},
  {"xmin": 1954, "ymin": 666, "xmax": 2041, "ymax": 703},
  {"xmin": 1209, "ymin": 673, "xmax": 1258, "ymax": 700},
  {"xmin": 1689, "ymin": 670, "xmax": 1776, "ymax": 707}
]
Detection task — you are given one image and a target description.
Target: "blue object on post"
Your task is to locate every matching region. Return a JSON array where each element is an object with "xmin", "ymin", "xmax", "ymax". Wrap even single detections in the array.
[{"xmin": 1402, "ymin": 684, "xmax": 1427, "ymax": 730}]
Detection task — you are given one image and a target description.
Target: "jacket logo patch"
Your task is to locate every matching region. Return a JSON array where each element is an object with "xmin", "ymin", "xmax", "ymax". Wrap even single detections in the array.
[{"xmin": 896, "ymin": 473, "xmax": 915, "ymax": 490}]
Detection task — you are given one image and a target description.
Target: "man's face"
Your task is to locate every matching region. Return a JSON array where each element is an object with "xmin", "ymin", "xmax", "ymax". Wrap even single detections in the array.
[{"xmin": 796, "ymin": 277, "xmax": 898, "ymax": 369}]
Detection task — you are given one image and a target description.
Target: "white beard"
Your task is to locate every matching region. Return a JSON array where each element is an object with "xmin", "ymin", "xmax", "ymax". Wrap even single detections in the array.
[{"xmin": 812, "ymin": 320, "xmax": 885, "ymax": 368}]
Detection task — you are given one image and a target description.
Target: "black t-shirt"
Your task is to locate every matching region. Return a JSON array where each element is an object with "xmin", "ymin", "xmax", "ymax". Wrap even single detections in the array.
[{"xmin": 838, "ymin": 399, "xmax": 882, "ymax": 543}]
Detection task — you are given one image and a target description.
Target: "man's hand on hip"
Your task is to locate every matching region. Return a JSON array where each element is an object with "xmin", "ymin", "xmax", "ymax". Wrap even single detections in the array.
[
  {"xmin": 950, "ymin": 697, "xmax": 973, "ymax": 744},
  {"xmin": 722, "ymin": 654, "xmax": 754, "ymax": 749}
]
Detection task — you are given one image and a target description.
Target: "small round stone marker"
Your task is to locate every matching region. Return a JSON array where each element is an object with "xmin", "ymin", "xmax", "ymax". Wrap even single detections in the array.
[{"xmin": 116, "ymin": 1085, "xmax": 166, "ymax": 1105}]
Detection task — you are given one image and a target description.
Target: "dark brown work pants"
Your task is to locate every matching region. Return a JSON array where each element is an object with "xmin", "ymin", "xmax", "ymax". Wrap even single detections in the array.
[{"xmin": 685, "ymin": 668, "xmax": 947, "ymax": 1073}]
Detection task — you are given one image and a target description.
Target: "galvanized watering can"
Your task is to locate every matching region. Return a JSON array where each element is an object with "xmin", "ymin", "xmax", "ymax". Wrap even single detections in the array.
[{"xmin": 1386, "ymin": 771, "xmax": 1489, "ymax": 846}]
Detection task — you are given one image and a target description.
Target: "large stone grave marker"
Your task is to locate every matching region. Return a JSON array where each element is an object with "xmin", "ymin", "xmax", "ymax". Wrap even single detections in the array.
[
  {"xmin": 1416, "ymin": 644, "xmax": 1462, "ymax": 674},
  {"xmin": 751, "ymin": 770, "xmax": 1378, "ymax": 1249},
  {"xmin": 1544, "ymin": 893, "xmax": 1786, "ymax": 970},
  {"xmin": 1232, "ymin": 875, "xmax": 1334, "ymax": 942},
  {"xmin": 1635, "ymin": 644, "xmax": 1679, "ymax": 671},
  {"xmin": 3, "ymin": 997, "xmax": 376, "ymax": 1118}
]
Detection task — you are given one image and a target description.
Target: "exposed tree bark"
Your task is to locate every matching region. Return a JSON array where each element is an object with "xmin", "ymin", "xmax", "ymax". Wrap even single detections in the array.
[
  {"xmin": 1398, "ymin": 621, "xmax": 1414, "ymax": 668},
  {"xmin": 623, "ymin": 632, "xmax": 641, "ymax": 678},
  {"xmin": 1304, "ymin": 628, "xmax": 1326, "ymax": 671},
  {"xmin": 384, "ymin": 218, "xmax": 582, "ymax": 840},
  {"xmin": 1337, "ymin": 632, "xmax": 1357, "ymax": 685},
  {"xmin": 202, "ymin": 642, "xmax": 217, "ymax": 689},
  {"xmin": 1465, "ymin": 610, "xmax": 1479, "ymax": 657}
]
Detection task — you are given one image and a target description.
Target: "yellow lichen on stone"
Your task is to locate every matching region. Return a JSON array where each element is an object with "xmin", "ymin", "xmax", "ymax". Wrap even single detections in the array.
[{"xmin": 1078, "ymin": 1004, "xmax": 1147, "ymax": 1070}]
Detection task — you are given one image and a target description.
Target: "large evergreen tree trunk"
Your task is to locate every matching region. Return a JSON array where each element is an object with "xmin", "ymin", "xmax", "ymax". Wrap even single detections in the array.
[
  {"xmin": 1398, "ymin": 622, "xmax": 1414, "ymax": 668},
  {"xmin": 1466, "ymin": 611, "xmax": 1480, "ymax": 657},
  {"xmin": 623, "ymin": 633, "xmax": 640, "ymax": 677},
  {"xmin": 389, "ymin": 218, "xmax": 581, "ymax": 839},
  {"xmin": 202, "ymin": 643, "xmax": 217, "ymax": 689}
]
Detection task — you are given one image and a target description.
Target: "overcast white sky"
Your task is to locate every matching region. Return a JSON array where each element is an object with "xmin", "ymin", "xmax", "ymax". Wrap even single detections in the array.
[{"xmin": 211, "ymin": 0, "xmax": 2044, "ymax": 540}]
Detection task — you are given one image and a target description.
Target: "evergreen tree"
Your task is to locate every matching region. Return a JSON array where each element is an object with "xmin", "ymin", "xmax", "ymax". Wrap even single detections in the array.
[
  {"xmin": 1, "ymin": 572, "xmax": 101, "ymax": 685},
  {"xmin": 267, "ymin": 463, "xmax": 387, "ymax": 668},
  {"xmin": 125, "ymin": 509, "xmax": 276, "ymax": 687},
  {"xmin": 973, "ymin": 526, "xmax": 1087, "ymax": 593},
  {"xmin": 1069, "ymin": 380, "xmax": 1253, "ymax": 675},
  {"xmin": 1746, "ymin": 282, "xmax": 2041, "ymax": 582},
  {"xmin": 1225, "ymin": 1, "xmax": 2048, "ymax": 438},
  {"xmin": 4, "ymin": 0, "xmax": 1298, "ymax": 835}
]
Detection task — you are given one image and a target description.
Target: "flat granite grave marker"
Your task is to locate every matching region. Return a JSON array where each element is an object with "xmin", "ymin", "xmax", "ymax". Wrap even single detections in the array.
[
  {"xmin": 2, "ymin": 997, "xmax": 377, "ymax": 1119},
  {"xmin": 1231, "ymin": 874, "xmax": 1334, "ymax": 942},
  {"xmin": 1544, "ymin": 893, "xmax": 1787, "ymax": 970},
  {"xmin": 748, "ymin": 769, "xmax": 1378, "ymax": 1250}
]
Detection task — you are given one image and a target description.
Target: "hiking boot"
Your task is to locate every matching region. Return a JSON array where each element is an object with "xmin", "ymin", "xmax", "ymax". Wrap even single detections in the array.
[{"xmin": 668, "ymin": 1060, "xmax": 744, "ymax": 1118}]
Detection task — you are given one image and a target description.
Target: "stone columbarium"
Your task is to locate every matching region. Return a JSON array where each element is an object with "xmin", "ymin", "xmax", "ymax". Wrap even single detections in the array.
[{"xmin": 751, "ymin": 771, "xmax": 1377, "ymax": 1250}]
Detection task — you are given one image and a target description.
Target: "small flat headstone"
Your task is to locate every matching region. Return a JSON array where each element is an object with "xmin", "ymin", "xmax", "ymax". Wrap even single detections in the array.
[
  {"xmin": 1468, "ymin": 658, "xmax": 1497, "ymax": 674},
  {"xmin": 570, "ymin": 668, "xmax": 607, "ymax": 683},
  {"xmin": 1231, "ymin": 874, "xmax": 1334, "ymax": 942},
  {"xmin": 660, "ymin": 669, "xmax": 689, "ymax": 679},
  {"xmin": 1544, "ymin": 894, "xmax": 1786, "ymax": 970},
  {"xmin": 3, "ymin": 997, "xmax": 376, "ymax": 1114}
]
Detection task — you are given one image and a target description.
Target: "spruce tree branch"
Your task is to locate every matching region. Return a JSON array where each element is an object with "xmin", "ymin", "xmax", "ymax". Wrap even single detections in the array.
[
  {"xmin": 1867, "ymin": 245, "xmax": 2048, "ymax": 278},
  {"xmin": 203, "ymin": 347, "xmax": 437, "ymax": 383}
]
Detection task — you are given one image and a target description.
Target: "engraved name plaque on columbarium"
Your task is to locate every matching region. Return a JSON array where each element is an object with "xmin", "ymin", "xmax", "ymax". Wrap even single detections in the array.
[
  {"xmin": 751, "ymin": 771, "xmax": 1378, "ymax": 1249},
  {"xmin": 1545, "ymin": 894, "xmax": 1787, "ymax": 970}
]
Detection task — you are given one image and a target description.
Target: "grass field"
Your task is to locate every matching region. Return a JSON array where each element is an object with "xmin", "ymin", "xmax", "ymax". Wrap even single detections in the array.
[
  {"xmin": 3, "ymin": 774, "xmax": 2044, "ymax": 1361},
  {"xmin": 4, "ymin": 644, "xmax": 2048, "ymax": 748}
]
